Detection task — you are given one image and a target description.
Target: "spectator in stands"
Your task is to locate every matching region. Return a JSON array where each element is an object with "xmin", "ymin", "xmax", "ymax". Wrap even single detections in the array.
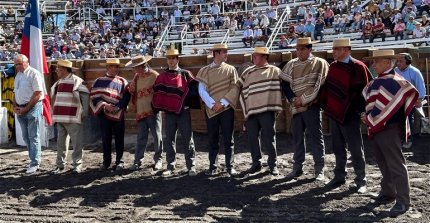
[
  {"xmin": 340, "ymin": 14, "xmax": 348, "ymax": 32},
  {"xmin": 368, "ymin": 0, "xmax": 380, "ymax": 16},
  {"xmin": 296, "ymin": 20, "xmax": 305, "ymax": 37},
  {"xmin": 190, "ymin": 15, "xmax": 200, "ymax": 31},
  {"xmin": 371, "ymin": 18, "xmax": 386, "ymax": 42},
  {"xmin": 412, "ymin": 23, "xmax": 427, "ymax": 46},
  {"xmin": 324, "ymin": 6, "xmax": 335, "ymax": 27},
  {"xmin": 297, "ymin": 4, "xmax": 306, "ymax": 20},
  {"xmin": 174, "ymin": 7, "xmax": 182, "ymax": 23},
  {"xmin": 402, "ymin": 0, "xmax": 417, "ymax": 15},
  {"xmin": 351, "ymin": 2, "xmax": 363, "ymax": 14},
  {"xmin": 260, "ymin": 14, "xmax": 270, "ymax": 28},
  {"xmin": 404, "ymin": 16, "xmax": 416, "ymax": 39},
  {"xmin": 268, "ymin": 7, "xmax": 277, "ymax": 26},
  {"xmin": 242, "ymin": 26, "xmax": 253, "ymax": 47},
  {"xmin": 314, "ymin": 18, "xmax": 325, "ymax": 42},
  {"xmin": 423, "ymin": 0, "xmax": 430, "ymax": 15},
  {"xmin": 229, "ymin": 16, "xmax": 238, "ymax": 36},
  {"xmin": 394, "ymin": 19, "xmax": 406, "ymax": 40},
  {"xmin": 208, "ymin": 14, "xmax": 215, "ymax": 29},
  {"xmin": 362, "ymin": 21, "xmax": 373, "ymax": 43},
  {"xmin": 333, "ymin": 14, "xmax": 341, "ymax": 33},
  {"xmin": 304, "ymin": 20, "xmax": 315, "ymax": 39},
  {"xmin": 305, "ymin": 13, "xmax": 316, "ymax": 24},
  {"xmin": 403, "ymin": 7, "xmax": 417, "ymax": 22},
  {"xmin": 278, "ymin": 35, "xmax": 288, "ymax": 49},
  {"xmin": 211, "ymin": 2, "xmax": 221, "ymax": 19},
  {"xmin": 1, "ymin": 6, "xmax": 7, "ymax": 21},
  {"xmin": 253, "ymin": 26, "xmax": 265, "ymax": 46},
  {"xmin": 421, "ymin": 14, "xmax": 430, "ymax": 27},
  {"xmin": 351, "ymin": 12, "xmax": 362, "ymax": 31}
]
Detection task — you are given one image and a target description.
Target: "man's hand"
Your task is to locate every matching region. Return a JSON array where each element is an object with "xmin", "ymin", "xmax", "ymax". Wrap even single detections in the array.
[
  {"xmin": 293, "ymin": 97, "xmax": 303, "ymax": 107},
  {"xmin": 415, "ymin": 99, "xmax": 423, "ymax": 108},
  {"xmin": 13, "ymin": 106, "xmax": 23, "ymax": 115},
  {"xmin": 212, "ymin": 102, "xmax": 224, "ymax": 112}
]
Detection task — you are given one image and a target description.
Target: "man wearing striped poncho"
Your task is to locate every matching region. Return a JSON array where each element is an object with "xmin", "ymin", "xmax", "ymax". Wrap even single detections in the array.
[
  {"xmin": 361, "ymin": 50, "xmax": 418, "ymax": 216},
  {"xmin": 51, "ymin": 59, "xmax": 89, "ymax": 174},
  {"xmin": 239, "ymin": 47, "xmax": 283, "ymax": 176}
]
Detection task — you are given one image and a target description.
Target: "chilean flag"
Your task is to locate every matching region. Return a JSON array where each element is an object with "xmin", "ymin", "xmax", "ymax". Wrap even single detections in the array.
[{"xmin": 20, "ymin": 0, "xmax": 52, "ymax": 126}]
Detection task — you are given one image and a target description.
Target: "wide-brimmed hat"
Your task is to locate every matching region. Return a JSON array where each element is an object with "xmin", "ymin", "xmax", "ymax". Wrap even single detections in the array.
[
  {"xmin": 209, "ymin": 44, "xmax": 229, "ymax": 51},
  {"xmin": 253, "ymin": 47, "xmax": 270, "ymax": 55},
  {"xmin": 54, "ymin": 59, "xmax": 78, "ymax": 69},
  {"xmin": 332, "ymin": 38, "xmax": 351, "ymax": 48},
  {"xmin": 125, "ymin": 55, "xmax": 153, "ymax": 67},
  {"xmin": 363, "ymin": 50, "xmax": 401, "ymax": 60},
  {"xmin": 165, "ymin": 48, "xmax": 180, "ymax": 56},
  {"xmin": 100, "ymin": 58, "xmax": 125, "ymax": 67},
  {"xmin": 296, "ymin": 37, "xmax": 316, "ymax": 46}
]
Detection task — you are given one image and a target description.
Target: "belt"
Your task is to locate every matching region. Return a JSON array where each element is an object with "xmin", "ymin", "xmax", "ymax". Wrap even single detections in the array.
[{"xmin": 16, "ymin": 103, "xmax": 28, "ymax": 107}]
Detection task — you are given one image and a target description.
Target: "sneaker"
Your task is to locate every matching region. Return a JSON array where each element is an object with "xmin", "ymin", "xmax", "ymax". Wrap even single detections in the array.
[
  {"xmin": 286, "ymin": 169, "xmax": 303, "ymax": 179},
  {"xmin": 162, "ymin": 169, "xmax": 172, "ymax": 177},
  {"xmin": 154, "ymin": 161, "xmax": 163, "ymax": 171},
  {"xmin": 389, "ymin": 202, "xmax": 410, "ymax": 216},
  {"xmin": 26, "ymin": 165, "xmax": 39, "ymax": 174},
  {"xmin": 188, "ymin": 167, "xmax": 197, "ymax": 176},
  {"xmin": 356, "ymin": 184, "xmax": 367, "ymax": 194},
  {"xmin": 129, "ymin": 163, "xmax": 140, "ymax": 171},
  {"xmin": 72, "ymin": 166, "xmax": 82, "ymax": 174},
  {"xmin": 227, "ymin": 168, "xmax": 238, "ymax": 176},
  {"xmin": 270, "ymin": 166, "xmax": 280, "ymax": 176},
  {"xmin": 51, "ymin": 167, "xmax": 65, "ymax": 175},
  {"xmin": 402, "ymin": 141, "xmax": 413, "ymax": 149},
  {"xmin": 315, "ymin": 172, "xmax": 325, "ymax": 181},
  {"xmin": 99, "ymin": 164, "xmax": 109, "ymax": 171},
  {"xmin": 114, "ymin": 163, "xmax": 124, "ymax": 171}
]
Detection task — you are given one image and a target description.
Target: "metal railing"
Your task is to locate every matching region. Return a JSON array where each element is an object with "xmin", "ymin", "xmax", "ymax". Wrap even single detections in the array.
[
  {"xmin": 221, "ymin": 29, "xmax": 230, "ymax": 45},
  {"xmin": 153, "ymin": 18, "xmax": 173, "ymax": 57},
  {"xmin": 180, "ymin": 25, "xmax": 188, "ymax": 46},
  {"xmin": 266, "ymin": 5, "xmax": 291, "ymax": 51}
]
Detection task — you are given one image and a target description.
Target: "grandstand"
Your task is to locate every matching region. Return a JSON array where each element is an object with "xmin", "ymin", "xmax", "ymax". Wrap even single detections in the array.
[{"xmin": 0, "ymin": 0, "xmax": 429, "ymax": 61}]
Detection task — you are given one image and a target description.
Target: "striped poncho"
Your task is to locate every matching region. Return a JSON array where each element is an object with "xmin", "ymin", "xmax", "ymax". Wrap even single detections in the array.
[
  {"xmin": 362, "ymin": 72, "xmax": 418, "ymax": 139},
  {"xmin": 196, "ymin": 62, "xmax": 240, "ymax": 118},
  {"xmin": 90, "ymin": 74, "xmax": 129, "ymax": 121},
  {"xmin": 239, "ymin": 64, "xmax": 283, "ymax": 119},
  {"xmin": 51, "ymin": 73, "xmax": 89, "ymax": 124},
  {"xmin": 152, "ymin": 68, "xmax": 195, "ymax": 114},
  {"xmin": 129, "ymin": 69, "xmax": 158, "ymax": 121},
  {"xmin": 280, "ymin": 55, "xmax": 329, "ymax": 115}
]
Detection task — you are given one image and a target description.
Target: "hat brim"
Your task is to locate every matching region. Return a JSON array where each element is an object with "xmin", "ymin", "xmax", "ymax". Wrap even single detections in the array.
[
  {"xmin": 362, "ymin": 55, "xmax": 402, "ymax": 60},
  {"xmin": 125, "ymin": 56, "xmax": 153, "ymax": 67},
  {"xmin": 208, "ymin": 47, "xmax": 230, "ymax": 51},
  {"xmin": 100, "ymin": 63, "xmax": 125, "ymax": 67},
  {"xmin": 52, "ymin": 63, "xmax": 79, "ymax": 70}
]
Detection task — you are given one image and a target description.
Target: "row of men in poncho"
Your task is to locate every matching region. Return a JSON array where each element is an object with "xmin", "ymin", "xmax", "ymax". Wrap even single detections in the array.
[{"xmin": 14, "ymin": 37, "xmax": 421, "ymax": 217}]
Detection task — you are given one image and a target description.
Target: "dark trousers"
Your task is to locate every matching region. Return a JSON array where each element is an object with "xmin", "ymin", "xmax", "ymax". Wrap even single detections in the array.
[
  {"xmin": 291, "ymin": 106, "xmax": 325, "ymax": 173},
  {"xmin": 99, "ymin": 114, "xmax": 125, "ymax": 166},
  {"xmin": 165, "ymin": 108, "xmax": 196, "ymax": 170},
  {"xmin": 372, "ymin": 123, "xmax": 410, "ymax": 205},
  {"xmin": 206, "ymin": 108, "xmax": 235, "ymax": 170},
  {"xmin": 330, "ymin": 115, "xmax": 367, "ymax": 186},
  {"xmin": 246, "ymin": 111, "xmax": 277, "ymax": 169}
]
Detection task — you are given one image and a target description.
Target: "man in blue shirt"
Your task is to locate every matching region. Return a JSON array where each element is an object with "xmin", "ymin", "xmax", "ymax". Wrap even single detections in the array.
[{"xmin": 395, "ymin": 53, "xmax": 426, "ymax": 149}]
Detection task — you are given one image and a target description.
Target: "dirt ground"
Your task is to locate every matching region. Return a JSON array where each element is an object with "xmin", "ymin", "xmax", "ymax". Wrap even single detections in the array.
[{"xmin": 0, "ymin": 130, "xmax": 429, "ymax": 222}]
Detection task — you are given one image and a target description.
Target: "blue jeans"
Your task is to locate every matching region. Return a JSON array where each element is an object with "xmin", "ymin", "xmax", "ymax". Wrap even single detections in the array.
[{"xmin": 17, "ymin": 101, "xmax": 42, "ymax": 167}]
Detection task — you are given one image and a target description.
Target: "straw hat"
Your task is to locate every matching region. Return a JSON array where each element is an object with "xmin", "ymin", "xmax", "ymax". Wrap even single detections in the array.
[
  {"xmin": 100, "ymin": 58, "xmax": 124, "ymax": 67},
  {"xmin": 363, "ymin": 50, "xmax": 401, "ymax": 60},
  {"xmin": 166, "ymin": 48, "xmax": 180, "ymax": 56},
  {"xmin": 209, "ymin": 44, "xmax": 229, "ymax": 51},
  {"xmin": 253, "ymin": 47, "xmax": 270, "ymax": 55},
  {"xmin": 54, "ymin": 59, "xmax": 78, "ymax": 69},
  {"xmin": 332, "ymin": 38, "xmax": 351, "ymax": 48},
  {"xmin": 125, "ymin": 55, "xmax": 153, "ymax": 67},
  {"xmin": 296, "ymin": 37, "xmax": 315, "ymax": 46}
]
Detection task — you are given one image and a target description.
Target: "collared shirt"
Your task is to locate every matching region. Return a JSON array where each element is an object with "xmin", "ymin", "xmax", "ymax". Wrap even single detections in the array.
[
  {"xmin": 339, "ymin": 55, "xmax": 352, "ymax": 63},
  {"xmin": 243, "ymin": 29, "xmax": 253, "ymax": 37},
  {"xmin": 14, "ymin": 66, "xmax": 45, "ymax": 105}
]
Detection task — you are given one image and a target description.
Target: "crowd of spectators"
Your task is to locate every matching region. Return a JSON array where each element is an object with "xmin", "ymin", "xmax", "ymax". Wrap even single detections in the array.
[
  {"xmin": 2, "ymin": 0, "xmax": 430, "ymax": 61},
  {"xmin": 277, "ymin": 0, "xmax": 430, "ymax": 47}
]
